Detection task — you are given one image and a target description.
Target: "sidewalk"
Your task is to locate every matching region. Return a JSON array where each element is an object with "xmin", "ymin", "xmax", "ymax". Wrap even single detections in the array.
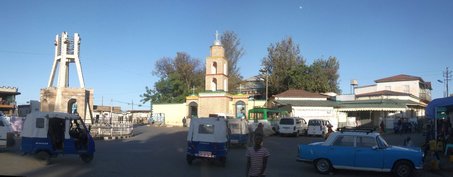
[{"xmin": 382, "ymin": 132, "xmax": 453, "ymax": 175}]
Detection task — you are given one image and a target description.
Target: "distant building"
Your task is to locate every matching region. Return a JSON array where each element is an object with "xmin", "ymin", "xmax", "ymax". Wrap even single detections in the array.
[
  {"xmin": 17, "ymin": 100, "xmax": 40, "ymax": 117},
  {"xmin": 0, "ymin": 86, "xmax": 20, "ymax": 116},
  {"xmin": 236, "ymin": 75, "xmax": 265, "ymax": 100},
  {"xmin": 273, "ymin": 74, "xmax": 432, "ymax": 129},
  {"xmin": 92, "ymin": 105, "xmax": 122, "ymax": 124}
]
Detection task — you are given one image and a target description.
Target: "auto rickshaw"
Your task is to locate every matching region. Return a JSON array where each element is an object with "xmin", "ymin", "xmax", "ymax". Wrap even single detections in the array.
[
  {"xmin": 21, "ymin": 112, "xmax": 95, "ymax": 163},
  {"xmin": 227, "ymin": 118, "xmax": 249, "ymax": 147},
  {"xmin": 186, "ymin": 117, "xmax": 229, "ymax": 166}
]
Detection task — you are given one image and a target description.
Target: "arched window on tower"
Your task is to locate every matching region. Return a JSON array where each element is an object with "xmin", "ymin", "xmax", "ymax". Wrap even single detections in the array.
[
  {"xmin": 211, "ymin": 62, "xmax": 217, "ymax": 74},
  {"xmin": 211, "ymin": 78, "xmax": 217, "ymax": 91}
]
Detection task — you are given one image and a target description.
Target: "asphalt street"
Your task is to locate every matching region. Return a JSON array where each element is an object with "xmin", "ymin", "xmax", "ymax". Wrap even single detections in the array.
[{"xmin": 0, "ymin": 125, "xmax": 451, "ymax": 177}]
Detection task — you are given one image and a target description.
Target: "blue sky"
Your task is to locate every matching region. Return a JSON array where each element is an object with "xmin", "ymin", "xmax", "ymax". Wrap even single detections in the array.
[{"xmin": 1, "ymin": 0, "xmax": 452, "ymax": 110}]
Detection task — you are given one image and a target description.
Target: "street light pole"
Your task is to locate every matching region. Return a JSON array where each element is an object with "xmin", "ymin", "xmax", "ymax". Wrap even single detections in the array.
[
  {"xmin": 259, "ymin": 66, "xmax": 269, "ymax": 107},
  {"xmin": 266, "ymin": 73, "xmax": 269, "ymax": 105}
]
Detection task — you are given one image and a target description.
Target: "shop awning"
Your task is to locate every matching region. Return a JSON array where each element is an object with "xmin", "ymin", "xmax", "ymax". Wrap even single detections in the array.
[{"xmin": 425, "ymin": 97, "xmax": 453, "ymax": 119}]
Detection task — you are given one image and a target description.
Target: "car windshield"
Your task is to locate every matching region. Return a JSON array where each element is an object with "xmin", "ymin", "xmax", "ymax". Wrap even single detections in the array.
[
  {"xmin": 280, "ymin": 118, "xmax": 294, "ymax": 125},
  {"xmin": 308, "ymin": 120, "xmax": 320, "ymax": 126},
  {"xmin": 377, "ymin": 135, "xmax": 389, "ymax": 148}
]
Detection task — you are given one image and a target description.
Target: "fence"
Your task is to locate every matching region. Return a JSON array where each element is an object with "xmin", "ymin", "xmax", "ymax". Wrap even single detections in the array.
[{"xmin": 89, "ymin": 122, "xmax": 133, "ymax": 138}]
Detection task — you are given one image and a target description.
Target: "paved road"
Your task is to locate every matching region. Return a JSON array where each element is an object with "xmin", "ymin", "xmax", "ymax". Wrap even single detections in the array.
[{"xmin": 0, "ymin": 125, "xmax": 450, "ymax": 177}]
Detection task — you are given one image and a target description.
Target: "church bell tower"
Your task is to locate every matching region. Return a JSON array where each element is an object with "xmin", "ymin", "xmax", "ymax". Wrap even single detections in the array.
[{"xmin": 205, "ymin": 31, "xmax": 229, "ymax": 92}]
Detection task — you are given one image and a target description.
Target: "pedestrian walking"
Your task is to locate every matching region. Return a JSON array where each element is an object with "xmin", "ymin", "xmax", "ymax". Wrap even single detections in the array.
[
  {"xmin": 254, "ymin": 123, "xmax": 264, "ymax": 138},
  {"xmin": 246, "ymin": 136, "xmax": 270, "ymax": 177},
  {"xmin": 324, "ymin": 124, "xmax": 333, "ymax": 140},
  {"xmin": 380, "ymin": 120, "xmax": 385, "ymax": 133},
  {"xmin": 182, "ymin": 116, "xmax": 187, "ymax": 127}
]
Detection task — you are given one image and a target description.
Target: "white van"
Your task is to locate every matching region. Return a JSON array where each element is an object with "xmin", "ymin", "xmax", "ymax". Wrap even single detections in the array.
[
  {"xmin": 0, "ymin": 115, "xmax": 15, "ymax": 148},
  {"xmin": 278, "ymin": 117, "xmax": 307, "ymax": 136},
  {"xmin": 307, "ymin": 119, "xmax": 331, "ymax": 136}
]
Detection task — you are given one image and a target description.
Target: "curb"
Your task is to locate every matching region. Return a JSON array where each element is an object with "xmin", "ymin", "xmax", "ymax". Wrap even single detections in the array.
[{"xmin": 94, "ymin": 135, "xmax": 133, "ymax": 141}]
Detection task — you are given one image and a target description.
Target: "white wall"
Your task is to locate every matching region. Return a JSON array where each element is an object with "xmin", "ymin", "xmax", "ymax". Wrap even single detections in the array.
[
  {"xmin": 355, "ymin": 85, "xmax": 377, "ymax": 95},
  {"xmin": 376, "ymin": 80, "xmax": 419, "ymax": 96},
  {"xmin": 291, "ymin": 106, "xmax": 338, "ymax": 129},
  {"xmin": 153, "ymin": 103, "xmax": 187, "ymax": 126}
]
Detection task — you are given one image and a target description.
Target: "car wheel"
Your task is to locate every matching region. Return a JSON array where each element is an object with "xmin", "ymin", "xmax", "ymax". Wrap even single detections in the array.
[
  {"xmin": 186, "ymin": 155, "xmax": 194, "ymax": 165},
  {"xmin": 314, "ymin": 158, "xmax": 332, "ymax": 174},
  {"xmin": 392, "ymin": 161, "xmax": 413, "ymax": 177}
]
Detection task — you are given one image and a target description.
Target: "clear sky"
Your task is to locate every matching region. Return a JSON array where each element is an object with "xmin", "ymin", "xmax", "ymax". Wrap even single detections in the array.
[{"xmin": 1, "ymin": 0, "xmax": 453, "ymax": 110}]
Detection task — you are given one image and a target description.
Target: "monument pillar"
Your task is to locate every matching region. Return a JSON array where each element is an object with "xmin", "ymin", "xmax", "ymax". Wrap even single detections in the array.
[{"xmin": 41, "ymin": 32, "xmax": 93, "ymax": 124}]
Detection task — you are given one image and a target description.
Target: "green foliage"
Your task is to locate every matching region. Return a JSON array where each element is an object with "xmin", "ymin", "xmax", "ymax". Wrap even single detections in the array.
[
  {"xmin": 141, "ymin": 52, "xmax": 204, "ymax": 104},
  {"xmin": 262, "ymin": 37, "xmax": 304, "ymax": 96},
  {"xmin": 262, "ymin": 37, "xmax": 341, "ymax": 96}
]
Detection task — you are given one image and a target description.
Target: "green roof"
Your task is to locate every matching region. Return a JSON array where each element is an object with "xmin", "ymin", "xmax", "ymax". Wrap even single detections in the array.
[{"xmin": 275, "ymin": 99, "xmax": 420, "ymax": 110}]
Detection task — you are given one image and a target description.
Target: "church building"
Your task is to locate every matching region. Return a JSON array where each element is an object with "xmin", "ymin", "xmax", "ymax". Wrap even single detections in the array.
[{"xmin": 185, "ymin": 32, "xmax": 249, "ymax": 119}]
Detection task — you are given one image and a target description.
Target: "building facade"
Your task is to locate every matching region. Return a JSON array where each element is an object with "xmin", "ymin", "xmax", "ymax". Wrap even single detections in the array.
[
  {"xmin": 185, "ymin": 32, "xmax": 249, "ymax": 119},
  {"xmin": 0, "ymin": 86, "xmax": 20, "ymax": 116},
  {"xmin": 273, "ymin": 74, "xmax": 432, "ymax": 129}
]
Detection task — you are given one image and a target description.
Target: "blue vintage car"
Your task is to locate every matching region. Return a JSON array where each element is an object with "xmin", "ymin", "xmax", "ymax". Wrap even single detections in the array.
[{"xmin": 297, "ymin": 129, "xmax": 423, "ymax": 177}]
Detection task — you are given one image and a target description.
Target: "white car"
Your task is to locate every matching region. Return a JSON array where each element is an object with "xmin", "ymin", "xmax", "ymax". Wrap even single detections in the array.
[
  {"xmin": 278, "ymin": 117, "xmax": 307, "ymax": 136},
  {"xmin": 307, "ymin": 119, "xmax": 331, "ymax": 136}
]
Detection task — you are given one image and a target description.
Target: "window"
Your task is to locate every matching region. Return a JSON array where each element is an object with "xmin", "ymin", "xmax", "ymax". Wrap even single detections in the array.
[
  {"xmin": 280, "ymin": 118, "xmax": 294, "ymax": 125},
  {"xmin": 333, "ymin": 136, "xmax": 355, "ymax": 147},
  {"xmin": 0, "ymin": 120, "xmax": 4, "ymax": 127},
  {"xmin": 308, "ymin": 120, "xmax": 320, "ymax": 126},
  {"xmin": 198, "ymin": 124, "xmax": 215, "ymax": 134},
  {"xmin": 356, "ymin": 136, "xmax": 376, "ymax": 148},
  {"xmin": 36, "ymin": 118, "xmax": 45, "ymax": 128}
]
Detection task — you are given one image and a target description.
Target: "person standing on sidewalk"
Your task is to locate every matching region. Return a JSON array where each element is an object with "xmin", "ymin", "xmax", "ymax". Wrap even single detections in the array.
[{"xmin": 246, "ymin": 136, "xmax": 270, "ymax": 177}]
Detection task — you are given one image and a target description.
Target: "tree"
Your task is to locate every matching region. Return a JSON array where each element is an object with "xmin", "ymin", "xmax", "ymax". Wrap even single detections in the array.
[
  {"xmin": 261, "ymin": 37, "xmax": 304, "ymax": 96},
  {"xmin": 262, "ymin": 37, "xmax": 341, "ymax": 95},
  {"xmin": 141, "ymin": 52, "xmax": 204, "ymax": 104},
  {"xmin": 221, "ymin": 31, "xmax": 245, "ymax": 93}
]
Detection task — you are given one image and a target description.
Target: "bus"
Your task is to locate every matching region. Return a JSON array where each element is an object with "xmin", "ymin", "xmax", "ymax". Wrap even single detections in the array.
[{"xmin": 248, "ymin": 108, "xmax": 289, "ymax": 132}]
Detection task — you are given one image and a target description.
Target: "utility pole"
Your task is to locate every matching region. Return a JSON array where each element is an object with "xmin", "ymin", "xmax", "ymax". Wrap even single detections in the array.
[{"xmin": 443, "ymin": 67, "xmax": 452, "ymax": 97}]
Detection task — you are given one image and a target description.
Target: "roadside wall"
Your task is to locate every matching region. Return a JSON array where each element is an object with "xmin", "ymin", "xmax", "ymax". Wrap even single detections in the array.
[{"xmin": 153, "ymin": 103, "xmax": 187, "ymax": 126}]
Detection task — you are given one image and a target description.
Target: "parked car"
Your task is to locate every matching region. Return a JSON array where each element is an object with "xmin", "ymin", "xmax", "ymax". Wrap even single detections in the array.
[
  {"xmin": 307, "ymin": 119, "xmax": 331, "ymax": 136},
  {"xmin": 297, "ymin": 128, "xmax": 423, "ymax": 177},
  {"xmin": 186, "ymin": 117, "xmax": 229, "ymax": 166},
  {"xmin": 277, "ymin": 117, "xmax": 307, "ymax": 136}
]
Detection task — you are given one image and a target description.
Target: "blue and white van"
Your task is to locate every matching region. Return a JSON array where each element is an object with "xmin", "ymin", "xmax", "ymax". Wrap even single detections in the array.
[
  {"xmin": 21, "ymin": 112, "xmax": 95, "ymax": 163},
  {"xmin": 186, "ymin": 117, "xmax": 229, "ymax": 166}
]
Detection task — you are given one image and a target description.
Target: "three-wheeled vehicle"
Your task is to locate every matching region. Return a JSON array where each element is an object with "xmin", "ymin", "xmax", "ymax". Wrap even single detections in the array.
[
  {"xmin": 186, "ymin": 117, "xmax": 229, "ymax": 166},
  {"xmin": 0, "ymin": 114, "xmax": 15, "ymax": 149},
  {"xmin": 227, "ymin": 118, "xmax": 249, "ymax": 147},
  {"xmin": 21, "ymin": 112, "xmax": 95, "ymax": 163}
]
